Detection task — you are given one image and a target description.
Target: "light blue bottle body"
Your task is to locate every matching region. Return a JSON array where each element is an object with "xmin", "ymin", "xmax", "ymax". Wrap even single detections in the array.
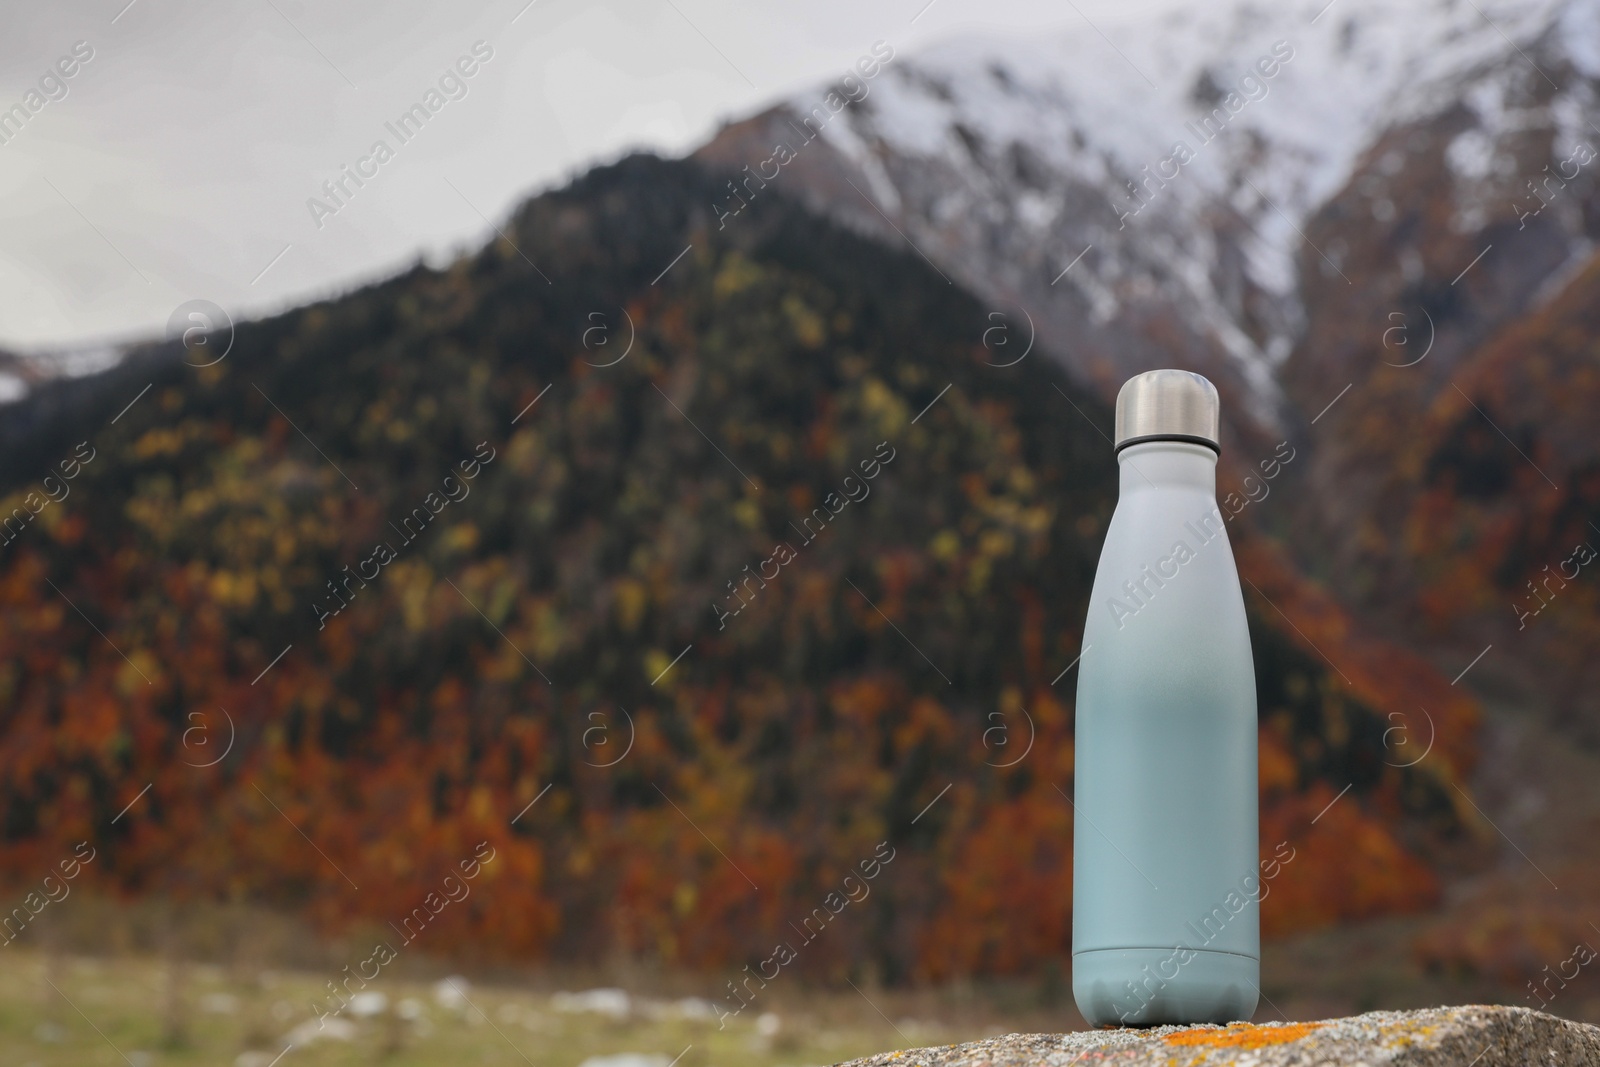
[{"xmin": 1072, "ymin": 440, "xmax": 1259, "ymax": 1027}]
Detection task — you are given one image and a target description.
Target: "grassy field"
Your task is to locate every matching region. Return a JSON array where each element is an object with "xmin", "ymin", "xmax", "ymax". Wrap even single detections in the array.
[
  {"xmin": 0, "ymin": 881, "xmax": 1583, "ymax": 1067},
  {"xmin": 0, "ymin": 949, "xmax": 1008, "ymax": 1067}
]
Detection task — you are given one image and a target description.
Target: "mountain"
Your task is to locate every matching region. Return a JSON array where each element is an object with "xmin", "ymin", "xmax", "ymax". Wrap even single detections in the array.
[
  {"xmin": 1284, "ymin": 2, "xmax": 1600, "ymax": 733},
  {"xmin": 0, "ymin": 154, "xmax": 1472, "ymax": 985},
  {"xmin": 695, "ymin": 0, "xmax": 1592, "ymax": 447},
  {"xmin": 696, "ymin": 0, "xmax": 1600, "ymax": 677},
  {"xmin": 688, "ymin": 0, "xmax": 1600, "ymax": 990}
]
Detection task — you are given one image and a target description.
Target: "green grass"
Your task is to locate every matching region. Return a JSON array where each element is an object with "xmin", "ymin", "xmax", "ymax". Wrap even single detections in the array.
[{"xmin": 0, "ymin": 950, "xmax": 993, "ymax": 1067}]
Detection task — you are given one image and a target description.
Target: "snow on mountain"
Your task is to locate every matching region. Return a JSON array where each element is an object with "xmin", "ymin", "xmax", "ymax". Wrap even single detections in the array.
[
  {"xmin": 0, "ymin": 341, "xmax": 132, "ymax": 406},
  {"xmin": 698, "ymin": 0, "xmax": 1598, "ymax": 432}
]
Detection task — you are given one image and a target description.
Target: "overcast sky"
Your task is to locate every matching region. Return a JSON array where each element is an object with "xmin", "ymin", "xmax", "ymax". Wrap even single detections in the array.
[{"xmin": 0, "ymin": 0, "xmax": 1187, "ymax": 354}]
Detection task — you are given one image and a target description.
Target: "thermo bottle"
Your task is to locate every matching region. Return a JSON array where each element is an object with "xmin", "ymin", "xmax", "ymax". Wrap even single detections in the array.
[{"xmin": 1071, "ymin": 370, "xmax": 1259, "ymax": 1027}]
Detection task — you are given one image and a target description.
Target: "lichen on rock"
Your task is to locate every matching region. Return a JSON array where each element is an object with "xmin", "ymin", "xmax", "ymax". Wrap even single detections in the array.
[{"xmin": 831, "ymin": 1006, "xmax": 1600, "ymax": 1066}]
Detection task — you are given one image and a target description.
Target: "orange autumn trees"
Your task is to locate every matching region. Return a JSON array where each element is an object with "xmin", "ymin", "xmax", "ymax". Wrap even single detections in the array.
[{"xmin": 0, "ymin": 155, "xmax": 1470, "ymax": 980}]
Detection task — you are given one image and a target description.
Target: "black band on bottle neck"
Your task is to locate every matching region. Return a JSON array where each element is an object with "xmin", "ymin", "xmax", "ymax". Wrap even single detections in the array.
[{"xmin": 1114, "ymin": 433, "xmax": 1221, "ymax": 455}]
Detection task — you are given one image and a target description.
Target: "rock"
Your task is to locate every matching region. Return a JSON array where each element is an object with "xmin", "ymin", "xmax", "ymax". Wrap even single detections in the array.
[
  {"xmin": 433, "ymin": 975, "xmax": 472, "ymax": 1010},
  {"xmin": 348, "ymin": 990, "xmax": 388, "ymax": 1017},
  {"xmin": 832, "ymin": 1006, "xmax": 1600, "ymax": 1066},
  {"xmin": 283, "ymin": 1017, "xmax": 357, "ymax": 1044},
  {"xmin": 575, "ymin": 1056, "xmax": 670, "ymax": 1067},
  {"xmin": 551, "ymin": 988, "xmax": 632, "ymax": 1018}
]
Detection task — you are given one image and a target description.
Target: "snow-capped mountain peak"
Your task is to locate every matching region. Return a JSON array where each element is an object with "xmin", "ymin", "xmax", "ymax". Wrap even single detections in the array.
[{"xmin": 697, "ymin": 0, "xmax": 1598, "ymax": 434}]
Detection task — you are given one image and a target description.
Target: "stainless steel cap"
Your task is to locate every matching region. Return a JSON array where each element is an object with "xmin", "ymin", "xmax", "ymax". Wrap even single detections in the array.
[{"xmin": 1113, "ymin": 370, "xmax": 1220, "ymax": 453}]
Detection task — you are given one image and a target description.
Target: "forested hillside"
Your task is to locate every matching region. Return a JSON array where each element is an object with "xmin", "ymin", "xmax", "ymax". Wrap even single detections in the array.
[{"xmin": 0, "ymin": 155, "xmax": 1472, "ymax": 981}]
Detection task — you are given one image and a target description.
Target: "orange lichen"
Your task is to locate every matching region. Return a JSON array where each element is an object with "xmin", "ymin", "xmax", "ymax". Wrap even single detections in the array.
[{"xmin": 1163, "ymin": 1022, "xmax": 1324, "ymax": 1048}]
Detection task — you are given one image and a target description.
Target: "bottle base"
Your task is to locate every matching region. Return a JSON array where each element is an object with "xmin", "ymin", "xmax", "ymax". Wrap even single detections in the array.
[{"xmin": 1072, "ymin": 947, "xmax": 1259, "ymax": 1027}]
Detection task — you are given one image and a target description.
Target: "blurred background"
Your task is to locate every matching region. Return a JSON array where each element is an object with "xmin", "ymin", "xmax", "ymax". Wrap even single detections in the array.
[{"xmin": 1, "ymin": 0, "xmax": 1598, "ymax": 1063}]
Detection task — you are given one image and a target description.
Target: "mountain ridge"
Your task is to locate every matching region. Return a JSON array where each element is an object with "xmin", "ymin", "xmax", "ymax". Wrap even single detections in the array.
[
  {"xmin": 0, "ymin": 153, "xmax": 1473, "ymax": 982},
  {"xmin": 695, "ymin": 0, "xmax": 1597, "ymax": 444}
]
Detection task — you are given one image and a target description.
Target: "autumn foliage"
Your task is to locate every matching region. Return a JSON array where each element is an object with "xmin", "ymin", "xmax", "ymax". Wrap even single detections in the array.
[{"xmin": 0, "ymin": 156, "xmax": 1469, "ymax": 980}]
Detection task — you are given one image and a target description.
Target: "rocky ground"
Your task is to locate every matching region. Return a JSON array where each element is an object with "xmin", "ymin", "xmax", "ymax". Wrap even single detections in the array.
[{"xmin": 833, "ymin": 1006, "xmax": 1600, "ymax": 1066}]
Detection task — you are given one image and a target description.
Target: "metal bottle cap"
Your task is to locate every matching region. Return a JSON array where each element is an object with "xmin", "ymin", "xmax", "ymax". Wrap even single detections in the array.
[{"xmin": 1113, "ymin": 369, "xmax": 1220, "ymax": 453}]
